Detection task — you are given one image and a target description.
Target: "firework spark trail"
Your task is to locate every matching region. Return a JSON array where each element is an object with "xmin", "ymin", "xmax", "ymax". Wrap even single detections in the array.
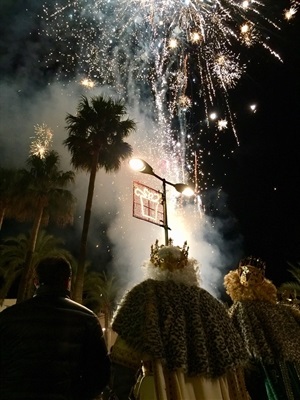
[
  {"xmin": 40, "ymin": 0, "xmax": 296, "ymax": 185},
  {"xmin": 30, "ymin": 123, "xmax": 53, "ymax": 158}
]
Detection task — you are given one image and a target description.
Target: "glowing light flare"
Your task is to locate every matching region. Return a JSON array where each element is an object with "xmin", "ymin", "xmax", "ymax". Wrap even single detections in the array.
[
  {"xmin": 190, "ymin": 31, "xmax": 202, "ymax": 43},
  {"xmin": 240, "ymin": 23, "xmax": 250, "ymax": 34},
  {"xmin": 284, "ymin": 7, "xmax": 297, "ymax": 21},
  {"xmin": 80, "ymin": 78, "xmax": 95, "ymax": 88},
  {"xmin": 181, "ymin": 186, "xmax": 194, "ymax": 197},
  {"xmin": 240, "ymin": 22, "xmax": 256, "ymax": 47},
  {"xmin": 217, "ymin": 119, "xmax": 228, "ymax": 130},
  {"xmin": 129, "ymin": 158, "xmax": 147, "ymax": 172},
  {"xmin": 169, "ymin": 38, "xmax": 178, "ymax": 49}
]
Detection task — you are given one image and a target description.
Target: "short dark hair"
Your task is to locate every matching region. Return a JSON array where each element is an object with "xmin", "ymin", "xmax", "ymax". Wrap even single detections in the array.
[{"xmin": 35, "ymin": 257, "xmax": 72, "ymax": 286}]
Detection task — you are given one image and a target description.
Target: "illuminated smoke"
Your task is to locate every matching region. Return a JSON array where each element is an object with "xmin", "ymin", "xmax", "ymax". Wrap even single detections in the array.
[
  {"xmin": 26, "ymin": 0, "xmax": 297, "ymax": 294},
  {"xmin": 39, "ymin": 0, "xmax": 292, "ymax": 151}
]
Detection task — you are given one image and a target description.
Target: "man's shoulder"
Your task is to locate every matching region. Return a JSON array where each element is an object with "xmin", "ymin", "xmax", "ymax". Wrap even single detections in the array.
[
  {"xmin": 0, "ymin": 296, "xmax": 97, "ymax": 321},
  {"xmin": 63, "ymin": 297, "xmax": 97, "ymax": 316}
]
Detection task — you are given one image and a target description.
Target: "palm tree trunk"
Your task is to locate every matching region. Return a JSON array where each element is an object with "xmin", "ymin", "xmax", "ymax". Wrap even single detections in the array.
[
  {"xmin": 104, "ymin": 307, "xmax": 110, "ymax": 347},
  {"xmin": 17, "ymin": 202, "xmax": 44, "ymax": 303},
  {"xmin": 72, "ymin": 152, "xmax": 99, "ymax": 304},
  {"xmin": 0, "ymin": 207, "xmax": 5, "ymax": 231}
]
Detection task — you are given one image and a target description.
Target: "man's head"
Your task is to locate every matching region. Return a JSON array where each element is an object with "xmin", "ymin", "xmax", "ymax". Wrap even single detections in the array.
[{"xmin": 35, "ymin": 257, "xmax": 72, "ymax": 289}]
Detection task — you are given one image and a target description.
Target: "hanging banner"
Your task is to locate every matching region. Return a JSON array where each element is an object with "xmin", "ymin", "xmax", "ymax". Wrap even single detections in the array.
[{"xmin": 133, "ymin": 181, "xmax": 164, "ymax": 227}]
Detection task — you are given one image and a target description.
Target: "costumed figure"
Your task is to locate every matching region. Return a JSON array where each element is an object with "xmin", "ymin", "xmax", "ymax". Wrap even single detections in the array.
[
  {"xmin": 224, "ymin": 256, "xmax": 300, "ymax": 400},
  {"xmin": 109, "ymin": 239, "xmax": 251, "ymax": 400}
]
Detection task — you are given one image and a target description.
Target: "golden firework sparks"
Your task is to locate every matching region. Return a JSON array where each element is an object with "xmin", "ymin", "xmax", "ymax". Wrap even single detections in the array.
[{"xmin": 30, "ymin": 123, "xmax": 53, "ymax": 158}]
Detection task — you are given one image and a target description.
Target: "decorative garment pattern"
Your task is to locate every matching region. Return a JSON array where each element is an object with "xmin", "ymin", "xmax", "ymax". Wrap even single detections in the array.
[
  {"xmin": 112, "ymin": 278, "xmax": 248, "ymax": 378},
  {"xmin": 228, "ymin": 300, "xmax": 300, "ymax": 364}
]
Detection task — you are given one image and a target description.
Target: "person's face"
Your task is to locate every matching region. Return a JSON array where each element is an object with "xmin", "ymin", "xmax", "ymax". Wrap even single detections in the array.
[{"xmin": 238, "ymin": 265, "xmax": 264, "ymax": 286}]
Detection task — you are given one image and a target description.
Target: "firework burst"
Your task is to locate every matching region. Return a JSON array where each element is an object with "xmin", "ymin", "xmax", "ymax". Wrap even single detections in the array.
[
  {"xmin": 39, "ymin": 1, "xmax": 291, "ymax": 111},
  {"xmin": 284, "ymin": 0, "xmax": 299, "ymax": 21},
  {"xmin": 39, "ymin": 0, "xmax": 297, "ymax": 188},
  {"xmin": 30, "ymin": 123, "xmax": 53, "ymax": 158}
]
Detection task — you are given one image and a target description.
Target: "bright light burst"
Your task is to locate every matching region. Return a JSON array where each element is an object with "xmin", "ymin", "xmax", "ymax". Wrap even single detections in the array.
[
  {"xmin": 39, "ymin": 0, "xmax": 297, "ymax": 189},
  {"xmin": 284, "ymin": 1, "xmax": 299, "ymax": 21},
  {"xmin": 30, "ymin": 123, "xmax": 53, "ymax": 158},
  {"xmin": 80, "ymin": 78, "xmax": 95, "ymax": 88},
  {"xmin": 217, "ymin": 119, "xmax": 228, "ymax": 130}
]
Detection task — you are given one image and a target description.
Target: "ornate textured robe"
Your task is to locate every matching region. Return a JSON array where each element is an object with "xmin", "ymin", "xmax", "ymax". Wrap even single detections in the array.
[
  {"xmin": 228, "ymin": 300, "xmax": 300, "ymax": 400},
  {"xmin": 110, "ymin": 278, "xmax": 250, "ymax": 400}
]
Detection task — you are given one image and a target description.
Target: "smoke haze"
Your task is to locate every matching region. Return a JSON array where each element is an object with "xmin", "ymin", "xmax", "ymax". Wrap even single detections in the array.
[{"xmin": 0, "ymin": 1, "xmax": 244, "ymax": 298}]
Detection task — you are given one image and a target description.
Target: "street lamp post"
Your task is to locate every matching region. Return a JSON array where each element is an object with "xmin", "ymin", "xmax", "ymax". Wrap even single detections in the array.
[
  {"xmin": 129, "ymin": 158, "xmax": 194, "ymax": 245},
  {"xmin": 161, "ymin": 178, "xmax": 168, "ymax": 246}
]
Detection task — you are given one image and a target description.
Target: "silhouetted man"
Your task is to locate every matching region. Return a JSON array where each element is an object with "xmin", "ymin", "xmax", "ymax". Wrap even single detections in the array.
[{"xmin": 0, "ymin": 256, "xmax": 110, "ymax": 400}]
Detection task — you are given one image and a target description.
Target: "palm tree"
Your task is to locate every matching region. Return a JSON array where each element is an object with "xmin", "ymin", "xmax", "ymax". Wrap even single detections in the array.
[
  {"xmin": 0, "ymin": 230, "xmax": 74, "ymax": 304},
  {"xmin": 64, "ymin": 95, "xmax": 135, "ymax": 303},
  {"xmin": 16, "ymin": 150, "xmax": 76, "ymax": 302},
  {"xmin": 278, "ymin": 262, "xmax": 300, "ymax": 302},
  {"xmin": 83, "ymin": 270, "xmax": 124, "ymax": 346},
  {"xmin": 82, "ymin": 270, "xmax": 104, "ymax": 315},
  {"xmin": 0, "ymin": 167, "xmax": 22, "ymax": 230}
]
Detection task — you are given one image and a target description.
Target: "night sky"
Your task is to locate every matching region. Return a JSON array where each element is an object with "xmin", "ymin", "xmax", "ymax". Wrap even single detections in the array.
[
  {"xmin": 221, "ymin": 16, "xmax": 300, "ymax": 286},
  {"xmin": 0, "ymin": 0, "xmax": 300, "ymax": 293}
]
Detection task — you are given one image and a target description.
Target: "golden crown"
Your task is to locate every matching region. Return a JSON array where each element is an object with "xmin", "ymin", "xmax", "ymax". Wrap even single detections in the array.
[
  {"xmin": 238, "ymin": 255, "xmax": 266, "ymax": 286},
  {"xmin": 239, "ymin": 256, "xmax": 266, "ymax": 272},
  {"xmin": 150, "ymin": 239, "xmax": 189, "ymax": 271}
]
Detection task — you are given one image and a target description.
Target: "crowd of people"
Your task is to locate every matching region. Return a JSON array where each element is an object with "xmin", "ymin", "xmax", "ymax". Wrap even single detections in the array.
[{"xmin": 0, "ymin": 243, "xmax": 299, "ymax": 400}]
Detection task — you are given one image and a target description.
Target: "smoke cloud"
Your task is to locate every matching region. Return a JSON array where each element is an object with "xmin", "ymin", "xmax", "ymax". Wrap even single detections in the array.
[{"xmin": 0, "ymin": 1, "xmax": 244, "ymax": 299}]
